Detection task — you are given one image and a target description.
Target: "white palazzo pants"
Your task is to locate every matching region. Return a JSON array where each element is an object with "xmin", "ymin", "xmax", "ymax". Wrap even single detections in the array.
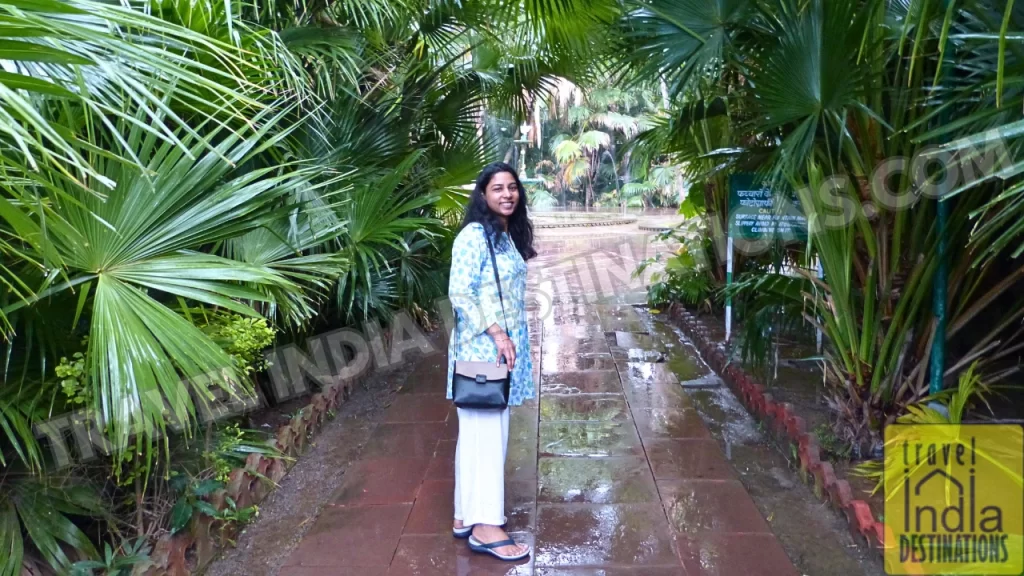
[{"xmin": 453, "ymin": 407, "xmax": 510, "ymax": 526}]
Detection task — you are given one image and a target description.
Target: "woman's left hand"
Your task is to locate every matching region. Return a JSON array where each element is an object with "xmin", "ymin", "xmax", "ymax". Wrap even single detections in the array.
[{"xmin": 493, "ymin": 333, "xmax": 516, "ymax": 370}]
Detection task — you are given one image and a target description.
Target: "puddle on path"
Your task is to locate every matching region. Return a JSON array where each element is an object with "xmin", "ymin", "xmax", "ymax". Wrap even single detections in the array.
[{"xmin": 639, "ymin": 309, "xmax": 885, "ymax": 576}]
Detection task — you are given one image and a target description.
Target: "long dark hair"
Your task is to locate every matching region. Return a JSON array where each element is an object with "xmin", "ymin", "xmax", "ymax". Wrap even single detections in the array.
[{"xmin": 459, "ymin": 162, "xmax": 537, "ymax": 261}]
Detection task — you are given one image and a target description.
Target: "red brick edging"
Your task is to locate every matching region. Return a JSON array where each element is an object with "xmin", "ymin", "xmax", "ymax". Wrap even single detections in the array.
[{"xmin": 667, "ymin": 304, "xmax": 885, "ymax": 556}]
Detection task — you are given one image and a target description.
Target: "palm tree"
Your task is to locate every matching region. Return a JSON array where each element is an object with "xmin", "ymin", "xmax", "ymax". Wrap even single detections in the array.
[{"xmin": 544, "ymin": 79, "xmax": 663, "ymax": 207}]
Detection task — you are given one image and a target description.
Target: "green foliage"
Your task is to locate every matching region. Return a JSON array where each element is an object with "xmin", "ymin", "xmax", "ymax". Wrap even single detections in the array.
[
  {"xmin": 167, "ymin": 474, "xmax": 226, "ymax": 534},
  {"xmin": 527, "ymin": 185, "xmax": 558, "ymax": 209},
  {"xmin": 813, "ymin": 422, "xmax": 852, "ymax": 462},
  {"xmin": 202, "ymin": 422, "xmax": 281, "ymax": 483},
  {"xmin": 167, "ymin": 423, "xmax": 275, "ymax": 535},
  {"xmin": 636, "ymin": 220, "xmax": 715, "ymax": 308},
  {"xmin": 0, "ymin": 477, "xmax": 105, "ymax": 576},
  {"xmin": 851, "ymin": 363, "xmax": 995, "ymax": 495},
  {"xmin": 723, "ymin": 270, "xmax": 815, "ymax": 374},
  {"xmin": 70, "ymin": 538, "xmax": 151, "ymax": 576},
  {"xmin": 57, "ymin": 353, "xmax": 90, "ymax": 406},
  {"xmin": 202, "ymin": 314, "xmax": 277, "ymax": 376},
  {"xmin": 540, "ymin": 79, "xmax": 676, "ymax": 207}
]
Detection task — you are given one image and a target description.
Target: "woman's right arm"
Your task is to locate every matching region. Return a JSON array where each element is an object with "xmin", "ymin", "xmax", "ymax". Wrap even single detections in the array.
[
  {"xmin": 449, "ymin": 226, "xmax": 516, "ymax": 367},
  {"xmin": 449, "ymin": 226, "xmax": 501, "ymax": 338}
]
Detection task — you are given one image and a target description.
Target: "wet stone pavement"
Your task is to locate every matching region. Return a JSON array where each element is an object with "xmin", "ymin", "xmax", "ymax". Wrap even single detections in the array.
[{"xmin": 276, "ymin": 229, "xmax": 859, "ymax": 575}]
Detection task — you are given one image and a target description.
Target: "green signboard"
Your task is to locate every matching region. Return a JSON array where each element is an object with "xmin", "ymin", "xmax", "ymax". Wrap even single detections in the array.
[
  {"xmin": 728, "ymin": 173, "xmax": 807, "ymax": 243},
  {"xmin": 724, "ymin": 173, "xmax": 813, "ymax": 344}
]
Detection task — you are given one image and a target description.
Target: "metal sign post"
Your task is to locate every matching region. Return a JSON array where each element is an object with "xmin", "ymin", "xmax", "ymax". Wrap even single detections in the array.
[
  {"xmin": 726, "ymin": 173, "xmax": 809, "ymax": 347},
  {"xmin": 816, "ymin": 258, "xmax": 823, "ymax": 353},
  {"xmin": 726, "ymin": 235, "xmax": 733, "ymax": 342}
]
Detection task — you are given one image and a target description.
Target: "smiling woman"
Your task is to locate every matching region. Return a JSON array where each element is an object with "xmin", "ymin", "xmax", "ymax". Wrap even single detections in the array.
[{"xmin": 446, "ymin": 162, "xmax": 537, "ymax": 561}]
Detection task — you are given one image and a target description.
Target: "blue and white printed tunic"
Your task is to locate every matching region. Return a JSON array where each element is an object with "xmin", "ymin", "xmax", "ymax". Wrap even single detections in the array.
[{"xmin": 446, "ymin": 222, "xmax": 534, "ymax": 407}]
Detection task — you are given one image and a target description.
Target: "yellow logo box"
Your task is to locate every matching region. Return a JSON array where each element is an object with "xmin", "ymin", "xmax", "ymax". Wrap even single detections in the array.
[{"xmin": 883, "ymin": 424, "xmax": 1024, "ymax": 575}]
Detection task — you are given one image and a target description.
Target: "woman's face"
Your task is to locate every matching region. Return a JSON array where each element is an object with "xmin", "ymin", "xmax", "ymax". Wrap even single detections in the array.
[{"xmin": 484, "ymin": 171, "xmax": 519, "ymax": 221}]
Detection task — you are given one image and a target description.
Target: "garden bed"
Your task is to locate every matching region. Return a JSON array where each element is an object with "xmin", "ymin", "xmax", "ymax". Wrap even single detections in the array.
[
  {"xmin": 137, "ymin": 376, "xmax": 356, "ymax": 576},
  {"xmin": 134, "ymin": 327, "xmax": 437, "ymax": 576}
]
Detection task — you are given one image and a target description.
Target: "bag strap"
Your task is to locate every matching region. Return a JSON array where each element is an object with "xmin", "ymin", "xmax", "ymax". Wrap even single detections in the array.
[
  {"xmin": 483, "ymin": 231, "xmax": 509, "ymax": 334},
  {"xmin": 452, "ymin": 226, "xmax": 510, "ymax": 356}
]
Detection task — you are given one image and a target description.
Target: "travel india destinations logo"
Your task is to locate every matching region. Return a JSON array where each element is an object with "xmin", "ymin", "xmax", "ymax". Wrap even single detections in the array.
[{"xmin": 883, "ymin": 423, "xmax": 1024, "ymax": 574}]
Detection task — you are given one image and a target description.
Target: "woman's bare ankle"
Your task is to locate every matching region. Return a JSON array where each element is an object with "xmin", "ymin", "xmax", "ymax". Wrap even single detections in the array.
[{"xmin": 471, "ymin": 524, "xmax": 506, "ymax": 539}]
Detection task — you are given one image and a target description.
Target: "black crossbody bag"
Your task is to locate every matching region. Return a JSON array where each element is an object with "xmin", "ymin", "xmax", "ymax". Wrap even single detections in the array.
[{"xmin": 451, "ymin": 231, "xmax": 511, "ymax": 410}]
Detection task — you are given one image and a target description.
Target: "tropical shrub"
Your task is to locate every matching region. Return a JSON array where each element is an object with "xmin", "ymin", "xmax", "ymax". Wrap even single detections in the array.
[
  {"xmin": 622, "ymin": 0, "xmax": 1024, "ymax": 455},
  {"xmin": 636, "ymin": 219, "xmax": 714, "ymax": 309}
]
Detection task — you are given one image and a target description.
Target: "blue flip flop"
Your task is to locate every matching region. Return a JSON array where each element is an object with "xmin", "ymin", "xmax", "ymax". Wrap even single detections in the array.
[{"xmin": 467, "ymin": 535, "xmax": 531, "ymax": 561}]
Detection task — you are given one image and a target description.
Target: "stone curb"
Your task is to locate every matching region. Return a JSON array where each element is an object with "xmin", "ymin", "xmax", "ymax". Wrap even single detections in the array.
[
  {"xmin": 534, "ymin": 217, "xmax": 637, "ymax": 228},
  {"xmin": 140, "ymin": 346, "xmax": 381, "ymax": 575},
  {"xmin": 665, "ymin": 304, "xmax": 885, "ymax": 557}
]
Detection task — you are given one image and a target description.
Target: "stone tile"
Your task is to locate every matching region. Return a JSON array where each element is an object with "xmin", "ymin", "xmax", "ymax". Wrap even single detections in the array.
[
  {"xmin": 609, "ymin": 332, "xmax": 668, "ymax": 363},
  {"xmin": 398, "ymin": 374, "xmax": 448, "ymax": 396},
  {"xmin": 611, "ymin": 347, "xmax": 667, "ymax": 363},
  {"xmin": 404, "ymin": 479, "xmax": 454, "ymax": 534},
  {"xmin": 534, "ymin": 504, "xmax": 679, "ymax": 567},
  {"xmin": 544, "ymin": 312, "xmax": 604, "ymax": 327},
  {"xmin": 540, "ymin": 371, "xmax": 622, "ymax": 395},
  {"xmin": 675, "ymin": 373, "xmax": 722, "ymax": 389},
  {"xmin": 331, "ymin": 458, "xmax": 430, "ymax": 505},
  {"xmin": 546, "ymin": 324, "xmax": 607, "ymax": 340},
  {"xmin": 601, "ymin": 318, "xmax": 647, "ymax": 333},
  {"xmin": 614, "ymin": 331, "xmax": 666, "ymax": 351},
  {"xmin": 547, "ymin": 337, "xmax": 611, "ymax": 355},
  {"xmin": 542, "ymin": 353, "xmax": 619, "ymax": 373},
  {"xmin": 442, "ymin": 415, "xmax": 459, "ymax": 440},
  {"xmin": 397, "ymin": 355, "xmax": 448, "ymax": 394},
  {"xmin": 595, "ymin": 305, "xmax": 642, "ymax": 323},
  {"xmin": 620, "ymin": 363, "xmax": 691, "ymax": 410},
  {"xmin": 380, "ymin": 395, "xmax": 451, "ymax": 423},
  {"xmin": 425, "ymin": 439, "xmax": 456, "ymax": 480},
  {"xmin": 505, "ymin": 478, "xmax": 538, "ymax": 531},
  {"xmin": 632, "ymin": 408, "xmax": 711, "ymax": 440},
  {"xmin": 389, "ymin": 533, "xmax": 534, "ymax": 575},
  {"xmin": 539, "ymin": 421, "xmax": 644, "ymax": 458},
  {"xmin": 674, "ymin": 533, "xmax": 800, "ymax": 576},
  {"xmin": 658, "ymin": 480, "xmax": 771, "ymax": 534},
  {"xmin": 543, "ymin": 301, "xmax": 595, "ymax": 314},
  {"xmin": 664, "ymin": 351, "xmax": 709, "ymax": 383},
  {"xmin": 645, "ymin": 439, "xmax": 735, "ymax": 481},
  {"xmin": 282, "ymin": 504, "xmax": 410, "ymax": 567},
  {"xmin": 360, "ymin": 422, "xmax": 444, "ymax": 460},
  {"xmin": 279, "ymin": 568, "xmax": 387, "ymax": 576},
  {"xmin": 622, "ymin": 386, "xmax": 691, "ymax": 411},
  {"xmin": 535, "ymin": 568, "xmax": 685, "ymax": 576},
  {"xmin": 540, "ymin": 395, "xmax": 630, "ymax": 422},
  {"xmin": 510, "ymin": 405, "xmax": 539, "ymax": 440},
  {"xmin": 507, "ymin": 433, "xmax": 538, "ymax": 481},
  {"xmin": 538, "ymin": 457, "xmax": 659, "ymax": 504},
  {"xmin": 620, "ymin": 362, "xmax": 679, "ymax": 386}
]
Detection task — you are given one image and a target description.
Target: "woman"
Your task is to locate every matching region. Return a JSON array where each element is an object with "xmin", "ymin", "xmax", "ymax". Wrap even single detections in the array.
[{"xmin": 447, "ymin": 162, "xmax": 536, "ymax": 561}]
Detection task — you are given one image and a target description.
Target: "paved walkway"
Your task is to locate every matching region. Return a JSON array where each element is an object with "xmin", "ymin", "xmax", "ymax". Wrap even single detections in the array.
[{"xmin": 278, "ymin": 230, "xmax": 801, "ymax": 575}]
